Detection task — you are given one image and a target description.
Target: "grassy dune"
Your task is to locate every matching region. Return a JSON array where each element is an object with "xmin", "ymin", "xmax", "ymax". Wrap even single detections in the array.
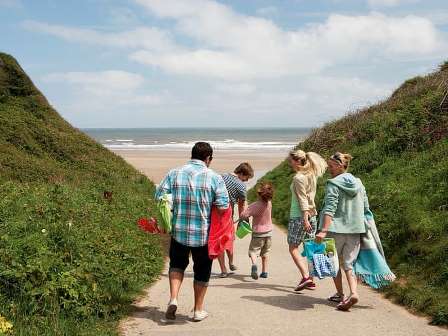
[
  {"xmin": 251, "ymin": 62, "xmax": 448, "ymax": 325},
  {"xmin": 0, "ymin": 53, "xmax": 164, "ymax": 335}
]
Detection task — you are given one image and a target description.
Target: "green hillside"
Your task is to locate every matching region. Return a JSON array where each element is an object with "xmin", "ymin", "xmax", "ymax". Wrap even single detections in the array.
[
  {"xmin": 0, "ymin": 53, "xmax": 163, "ymax": 335},
  {"xmin": 252, "ymin": 62, "xmax": 448, "ymax": 325}
]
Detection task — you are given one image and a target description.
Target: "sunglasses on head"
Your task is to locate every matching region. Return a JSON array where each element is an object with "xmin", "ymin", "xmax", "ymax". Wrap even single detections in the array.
[{"xmin": 330, "ymin": 153, "xmax": 343, "ymax": 165}]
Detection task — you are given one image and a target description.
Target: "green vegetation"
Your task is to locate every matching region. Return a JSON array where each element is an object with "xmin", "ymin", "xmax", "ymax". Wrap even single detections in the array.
[
  {"xmin": 0, "ymin": 53, "xmax": 164, "ymax": 335},
  {"xmin": 251, "ymin": 62, "xmax": 448, "ymax": 325}
]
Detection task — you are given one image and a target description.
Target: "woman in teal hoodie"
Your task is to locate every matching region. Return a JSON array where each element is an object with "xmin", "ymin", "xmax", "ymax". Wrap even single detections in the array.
[{"xmin": 316, "ymin": 152, "xmax": 369, "ymax": 311}]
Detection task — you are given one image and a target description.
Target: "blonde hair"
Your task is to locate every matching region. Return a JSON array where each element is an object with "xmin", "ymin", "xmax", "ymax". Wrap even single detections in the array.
[
  {"xmin": 330, "ymin": 152, "xmax": 353, "ymax": 170},
  {"xmin": 289, "ymin": 149, "xmax": 327, "ymax": 177}
]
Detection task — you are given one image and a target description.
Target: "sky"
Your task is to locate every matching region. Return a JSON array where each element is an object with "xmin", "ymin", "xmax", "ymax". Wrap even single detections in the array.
[{"xmin": 1, "ymin": 0, "xmax": 447, "ymax": 128}]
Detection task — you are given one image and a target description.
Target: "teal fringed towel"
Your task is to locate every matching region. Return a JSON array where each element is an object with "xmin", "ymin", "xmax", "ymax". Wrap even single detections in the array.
[{"xmin": 354, "ymin": 211, "xmax": 396, "ymax": 289}]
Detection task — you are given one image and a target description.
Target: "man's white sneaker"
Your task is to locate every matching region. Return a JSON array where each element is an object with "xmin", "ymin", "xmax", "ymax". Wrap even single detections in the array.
[
  {"xmin": 165, "ymin": 299, "xmax": 178, "ymax": 320},
  {"xmin": 192, "ymin": 310, "xmax": 209, "ymax": 322}
]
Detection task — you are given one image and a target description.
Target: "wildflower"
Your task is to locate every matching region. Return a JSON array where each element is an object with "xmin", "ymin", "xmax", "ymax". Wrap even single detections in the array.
[
  {"xmin": 0, "ymin": 315, "xmax": 13, "ymax": 333},
  {"xmin": 68, "ymin": 220, "xmax": 73, "ymax": 230},
  {"xmin": 41, "ymin": 229, "xmax": 46, "ymax": 233}
]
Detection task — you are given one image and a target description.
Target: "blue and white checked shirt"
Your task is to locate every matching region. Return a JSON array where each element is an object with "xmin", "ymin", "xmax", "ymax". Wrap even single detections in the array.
[{"xmin": 155, "ymin": 160, "xmax": 229, "ymax": 247}]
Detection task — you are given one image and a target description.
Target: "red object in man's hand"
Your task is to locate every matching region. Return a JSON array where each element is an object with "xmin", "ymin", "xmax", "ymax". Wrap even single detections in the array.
[{"xmin": 137, "ymin": 217, "xmax": 161, "ymax": 234}]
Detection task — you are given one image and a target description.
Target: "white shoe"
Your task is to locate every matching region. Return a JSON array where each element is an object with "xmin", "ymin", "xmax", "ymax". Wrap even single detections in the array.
[
  {"xmin": 192, "ymin": 310, "xmax": 209, "ymax": 322},
  {"xmin": 165, "ymin": 299, "xmax": 178, "ymax": 320}
]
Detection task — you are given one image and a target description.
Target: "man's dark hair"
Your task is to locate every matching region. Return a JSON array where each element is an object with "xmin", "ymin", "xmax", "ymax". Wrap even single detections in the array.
[{"xmin": 191, "ymin": 142, "xmax": 213, "ymax": 161}]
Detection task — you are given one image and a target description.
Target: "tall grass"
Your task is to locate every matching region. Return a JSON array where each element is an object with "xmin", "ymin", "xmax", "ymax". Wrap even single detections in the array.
[{"xmin": 0, "ymin": 53, "xmax": 164, "ymax": 334}]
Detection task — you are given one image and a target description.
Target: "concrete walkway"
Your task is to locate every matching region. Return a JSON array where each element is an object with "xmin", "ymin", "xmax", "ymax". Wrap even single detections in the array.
[{"xmin": 120, "ymin": 224, "xmax": 448, "ymax": 336}]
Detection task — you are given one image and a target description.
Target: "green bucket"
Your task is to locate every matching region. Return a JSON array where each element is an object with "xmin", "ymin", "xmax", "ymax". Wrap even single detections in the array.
[{"xmin": 236, "ymin": 220, "xmax": 252, "ymax": 239}]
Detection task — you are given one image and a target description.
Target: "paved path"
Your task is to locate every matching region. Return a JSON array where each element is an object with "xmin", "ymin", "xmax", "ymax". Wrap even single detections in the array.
[{"xmin": 120, "ymin": 224, "xmax": 448, "ymax": 336}]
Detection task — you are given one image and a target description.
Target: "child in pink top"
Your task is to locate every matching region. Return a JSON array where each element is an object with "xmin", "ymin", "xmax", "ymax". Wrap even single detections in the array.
[{"xmin": 240, "ymin": 182, "xmax": 274, "ymax": 280}]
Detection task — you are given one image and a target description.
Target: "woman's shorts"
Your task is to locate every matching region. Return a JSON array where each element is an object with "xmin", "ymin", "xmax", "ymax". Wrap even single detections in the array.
[
  {"xmin": 287, "ymin": 216, "xmax": 317, "ymax": 246},
  {"xmin": 249, "ymin": 236, "xmax": 272, "ymax": 257},
  {"xmin": 327, "ymin": 232, "xmax": 360, "ymax": 271}
]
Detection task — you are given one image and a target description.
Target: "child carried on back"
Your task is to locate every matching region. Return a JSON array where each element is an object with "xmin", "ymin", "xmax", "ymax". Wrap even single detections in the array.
[{"xmin": 240, "ymin": 182, "xmax": 274, "ymax": 280}]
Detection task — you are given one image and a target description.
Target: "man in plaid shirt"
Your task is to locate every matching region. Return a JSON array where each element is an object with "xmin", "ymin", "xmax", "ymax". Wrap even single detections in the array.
[{"xmin": 155, "ymin": 142, "xmax": 229, "ymax": 322}]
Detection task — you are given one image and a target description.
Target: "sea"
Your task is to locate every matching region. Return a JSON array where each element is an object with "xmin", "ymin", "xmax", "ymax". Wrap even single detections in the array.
[{"xmin": 83, "ymin": 128, "xmax": 311, "ymax": 152}]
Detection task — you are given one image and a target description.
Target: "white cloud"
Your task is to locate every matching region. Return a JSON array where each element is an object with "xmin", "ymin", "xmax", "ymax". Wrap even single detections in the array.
[
  {"xmin": 422, "ymin": 10, "xmax": 448, "ymax": 26},
  {"xmin": 131, "ymin": 0, "xmax": 445, "ymax": 80},
  {"xmin": 182, "ymin": 75, "xmax": 393, "ymax": 126},
  {"xmin": 367, "ymin": 0, "xmax": 420, "ymax": 7},
  {"xmin": 317, "ymin": 14, "xmax": 440, "ymax": 56},
  {"xmin": 25, "ymin": 1, "xmax": 446, "ymax": 81},
  {"xmin": 21, "ymin": 0, "xmax": 447, "ymax": 127},
  {"xmin": 107, "ymin": 7, "xmax": 140, "ymax": 25},
  {"xmin": 43, "ymin": 71, "xmax": 163, "ymax": 111},
  {"xmin": 302, "ymin": 76, "xmax": 392, "ymax": 115},
  {"xmin": 22, "ymin": 21, "xmax": 175, "ymax": 52},
  {"xmin": 44, "ymin": 71, "xmax": 145, "ymax": 91},
  {"xmin": 39, "ymin": 70, "xmax": 394, "ymax": 127},
  {"xmin": 130, "ymin": 49, "xmax": 255, "ymax": 80},
  {"xmin": 135, "ymin": 0, "xmax": 205, "ymax": 18},
  {"xmin": 215, "ymin": 83, "xmax": 256, "ymax": 96}
]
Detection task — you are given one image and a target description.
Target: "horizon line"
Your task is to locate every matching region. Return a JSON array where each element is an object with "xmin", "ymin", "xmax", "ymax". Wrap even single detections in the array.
[{"xmin": 81, "ymin": 126, "xmax": 315, "ymax": 130}]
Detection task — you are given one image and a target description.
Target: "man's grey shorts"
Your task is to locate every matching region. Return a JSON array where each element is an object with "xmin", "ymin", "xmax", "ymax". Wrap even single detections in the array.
[{"xmin": 327, "ymin": 232, "xmax": 360, "ymax": 271}]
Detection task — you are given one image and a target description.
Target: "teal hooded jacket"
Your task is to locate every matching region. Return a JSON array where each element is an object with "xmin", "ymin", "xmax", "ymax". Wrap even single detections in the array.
[{"xmin": 319, "ymin": 173, "xmax": 369, "ymax": 234}]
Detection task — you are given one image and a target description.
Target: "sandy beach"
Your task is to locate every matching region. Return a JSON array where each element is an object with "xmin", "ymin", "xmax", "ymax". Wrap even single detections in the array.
[{"xmin": 114, "ymin": 149, "xmax": 287, "ymax": 185}]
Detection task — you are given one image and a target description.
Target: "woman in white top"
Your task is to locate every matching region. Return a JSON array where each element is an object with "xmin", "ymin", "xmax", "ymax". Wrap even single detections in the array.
[{"xmin": 287, "ymin": 149, "xmax": 327, "ymax": 291}]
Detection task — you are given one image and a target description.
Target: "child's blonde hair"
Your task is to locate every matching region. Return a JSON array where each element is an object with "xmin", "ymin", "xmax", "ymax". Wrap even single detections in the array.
[
  {"xmin": 330, "ymin": 152, "xmax": 353, "ymax": 170},
  {"xmin": 289, "ymin": 149, "xmax": 327, "ymax": 177}
]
